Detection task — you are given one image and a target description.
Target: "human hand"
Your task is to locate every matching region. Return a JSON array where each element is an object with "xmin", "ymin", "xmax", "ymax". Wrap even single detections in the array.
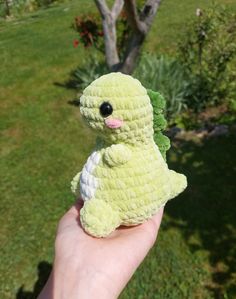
[{"xmin": 38, "ymin": 200, "xmax": 164, "ymax": 299}]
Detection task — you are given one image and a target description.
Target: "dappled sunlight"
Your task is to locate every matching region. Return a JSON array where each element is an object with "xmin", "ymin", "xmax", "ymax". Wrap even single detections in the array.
[{"xmin": 164, "ymin": 134, "xmax": 236, "ymax": 298}]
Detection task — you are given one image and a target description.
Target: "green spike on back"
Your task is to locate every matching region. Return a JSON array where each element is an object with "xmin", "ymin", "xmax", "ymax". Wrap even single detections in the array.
[{"xmin": 147, "ymin": 89, "xmax": 170, "ymax": 160}]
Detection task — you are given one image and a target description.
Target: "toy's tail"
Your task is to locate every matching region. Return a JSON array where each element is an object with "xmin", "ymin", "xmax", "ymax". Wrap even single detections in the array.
[
  {"xmin": 147, "ymin": 89, "xmax": 170, "ymax": 161},
  {"xmin": 169, "ymin": 170, "xmax": 187, "ymax": 198}
]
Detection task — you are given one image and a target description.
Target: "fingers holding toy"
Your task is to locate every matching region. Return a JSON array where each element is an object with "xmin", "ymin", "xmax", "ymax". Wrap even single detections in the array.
[{"xmin": 62, "ymin": 197, "xmax": 164, "ymax": 248}]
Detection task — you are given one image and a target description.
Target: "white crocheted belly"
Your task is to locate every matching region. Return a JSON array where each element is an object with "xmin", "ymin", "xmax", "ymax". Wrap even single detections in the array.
[{"xmin": 80, "ymin": 151, "xmax": 101, "ymax": 201}]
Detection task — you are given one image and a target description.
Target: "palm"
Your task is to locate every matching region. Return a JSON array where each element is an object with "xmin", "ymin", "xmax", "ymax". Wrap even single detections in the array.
[{"xmin": 55, "ymin": 200, "xmax": 163, "ymax": 297}]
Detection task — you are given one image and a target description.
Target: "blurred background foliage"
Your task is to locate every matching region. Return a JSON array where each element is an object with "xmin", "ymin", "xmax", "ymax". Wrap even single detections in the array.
[
  {"xmin": 67, "ymin": 2, "xmax": 236, "ymax": 125},
  {"xmin": 0, "ymin": 0, "xmax": 236, "ymax": 299}
]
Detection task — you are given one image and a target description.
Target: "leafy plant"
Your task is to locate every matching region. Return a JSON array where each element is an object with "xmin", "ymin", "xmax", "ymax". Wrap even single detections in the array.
[
  {"xmin": 35, "ymin": 0, "xmax": 55, "ymax": 8},
  {"xmin": 178, "ymin": 4, "xmax": 236, "ymax": 112},
  {"xmin": 69, "ymin": 56, "xmax": 108, "ymax": 90},
  {"xmin": 73, "ymin": 14, "xmax": 104, "ymax": 49},
  {"xmin": 0, "ymin": 0, "xmax": 56, "ymax": 18},
  {"xmin": 0, "ymin": 0, "xmax": 10, "ymax": 18},
  {"xmin": 134, "ymin": 53, "xmax": 189, "ymax": 121},
  {"xmin": 72, "ymin": 11, "xmax": 130, "ymax": 56}
]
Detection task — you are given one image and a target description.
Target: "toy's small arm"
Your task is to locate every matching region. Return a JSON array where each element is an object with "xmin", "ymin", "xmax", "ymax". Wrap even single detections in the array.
[
  {"xmin": 103, "ymin": 144, "xmax": 131, "ymax": 167},
  {"xmin": 71, "ymin": 171, "xmax": 81, "ymax": 196}
]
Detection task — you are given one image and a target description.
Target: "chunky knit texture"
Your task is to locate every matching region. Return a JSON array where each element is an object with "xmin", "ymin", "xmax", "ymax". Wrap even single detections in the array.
[
  {"xmin": 71, "ymin": 73, "xmax": 187, "ymax": 237},
  {"xmin": 147, "ymin": 89, "xmax": 170, "ymax": 160}
]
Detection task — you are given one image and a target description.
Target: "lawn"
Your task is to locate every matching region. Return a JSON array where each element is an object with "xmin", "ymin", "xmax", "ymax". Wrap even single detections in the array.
[{"xmin": 0, "ymin": 0, "xmax": 236, "ymax": 298}]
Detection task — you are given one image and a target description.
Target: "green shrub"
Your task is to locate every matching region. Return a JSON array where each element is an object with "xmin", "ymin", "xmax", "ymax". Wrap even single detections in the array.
[
  {"xmin": 69, "ymin": 56, "xmax": 108, "ymax": 90},
  {"xmin": 0, "ymin": 0, "xmax": 37, "ymax": 17},
  {"xmin": 35, "ymin": 0, "xmax": 55, "ymax": 8},
  {"xmin": 133, "ymin": 54, "xmax": 189, "ymax": 121},
  {"xmin": 14, "ymin": 0, "xmax": 38, "ymax": 13},
  {"xmin": 0, "ymin": 0, "xmax": 56, "ymax": 18},
  {"xmin": 73, "ymin": 14, "xmax": 104, "ymax": 49},
  {"xmin": 178, "ymin": 4, "xmax": 236, "ymax": 112},
  {"xmin": 0, "ymin": 0, "xmax": 10, "ymax": 18}
]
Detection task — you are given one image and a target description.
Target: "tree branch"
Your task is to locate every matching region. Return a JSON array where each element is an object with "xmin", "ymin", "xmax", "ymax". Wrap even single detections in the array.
[
  {"xmin": 140, "ymin": 0, "xmax": 161, "ymax": 30},
  {"xmin": 94, "ymin": 0, "xmax": 110, "ymax": 18},
  {"xmin": 120, "ymin": 0, "xmax": 162, "ymax": 73},
  {"xmin": 94, "ymin": 0, "xmax": 121, "ymax": 70},
  {"xmin": 124, "ymin": 0, "xmax": 161, "ymax": 33},
  {"xmin": 124, "ymin": 0, "xmax": 145, "ymax": 33},
  {"xmin": 111, "ymin": 0, "xmax": 124, "ymax": 20}
]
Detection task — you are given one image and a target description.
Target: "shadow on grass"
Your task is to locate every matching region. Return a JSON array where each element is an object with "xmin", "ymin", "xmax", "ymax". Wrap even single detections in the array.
[
  {"xmin": 54, "ymin": 80, "xmax": 79, "ymax": 90},
  {"xmin": 53, "ymin": 59, "xmax": 108, "ymax": 94},
  {"xmin": 53, "ymin": 80, "xmax": 80, "ymax": 107},
  {"xmin": 16, "ymin": 261, "xmax": 52, "ymax": 299},
  {"xmin": 53, "ymin": 81, "xmax": 80, "ymax": 106},
  {"xmin": 15, "ymin": 135, "xmax": 236, "ymax": 299},
  {"xmin": 165, "ymin": 134, "xmax": 236, "ymax": 298},
  {"xmin": 67, "ymin": 99, "xmax": 80, "ymax": 107}
]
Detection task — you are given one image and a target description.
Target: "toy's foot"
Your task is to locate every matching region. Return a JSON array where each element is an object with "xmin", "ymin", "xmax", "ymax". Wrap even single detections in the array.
[
  {"xmin": 71, "ymin": 172, "xmax": 81, "ymax": 197},
  {"xmin": 80, "ymin": 199, "xmax": 121, "ymax": 238},
  {"xmin": 169, "ymin": 170, "xmax": 187, "ymax": 197}
]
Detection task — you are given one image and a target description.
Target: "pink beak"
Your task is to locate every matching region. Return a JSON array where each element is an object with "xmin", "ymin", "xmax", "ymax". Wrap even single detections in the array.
[{"xmin": 105, "ymin": 118, "xmax": 123, "ymax": 129}]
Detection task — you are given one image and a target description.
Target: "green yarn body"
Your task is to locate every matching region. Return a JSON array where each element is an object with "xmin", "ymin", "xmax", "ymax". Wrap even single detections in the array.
[{"xmin": 71, "ymin": 73, "xmax": 187, "ymax": 237}]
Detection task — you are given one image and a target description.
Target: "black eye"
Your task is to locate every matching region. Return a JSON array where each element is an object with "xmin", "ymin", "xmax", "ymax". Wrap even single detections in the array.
[{"xmin": 99, "ymin": 102, "xmax": 113, "ymax": 117}]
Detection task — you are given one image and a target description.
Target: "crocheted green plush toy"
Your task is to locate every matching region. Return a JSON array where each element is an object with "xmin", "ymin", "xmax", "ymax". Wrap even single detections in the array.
[{"xmin": 71, "ymin": 72, "xmax": 187, "ymax": 237}]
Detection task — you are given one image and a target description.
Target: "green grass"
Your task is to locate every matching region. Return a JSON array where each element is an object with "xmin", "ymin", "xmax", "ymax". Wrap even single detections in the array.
[{"xmin": 1, "ymin": 0, "xmax": 236, "ymax": 298}]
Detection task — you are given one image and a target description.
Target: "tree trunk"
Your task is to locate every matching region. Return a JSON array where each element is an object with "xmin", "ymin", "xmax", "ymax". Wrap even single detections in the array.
[
  {"xmin": 94, "ymin": 0, "xmax": 124, "ymax": 71},
  {"xmin": 5, "ymin": 0, "xmax": 11, "ymax": 17},
  {"xmin": 118, "ymin": 32, "xmax": 145, "ymax": 74},
  {"xmin": 102, "ymin": 14, "xmax": 121, "ymax": 71},
  {"xmin": 118, "ymin": 0, "xmax": 161, "ymax": 74},
  {"xmin": 95, "ymin": 0, "xmax": 161, "ymax": 74}
]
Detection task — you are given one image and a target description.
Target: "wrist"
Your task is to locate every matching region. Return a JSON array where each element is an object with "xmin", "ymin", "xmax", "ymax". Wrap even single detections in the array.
[{"xmin": 38, "ymin": 256, "xmax": 118, "ymax": 299}]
